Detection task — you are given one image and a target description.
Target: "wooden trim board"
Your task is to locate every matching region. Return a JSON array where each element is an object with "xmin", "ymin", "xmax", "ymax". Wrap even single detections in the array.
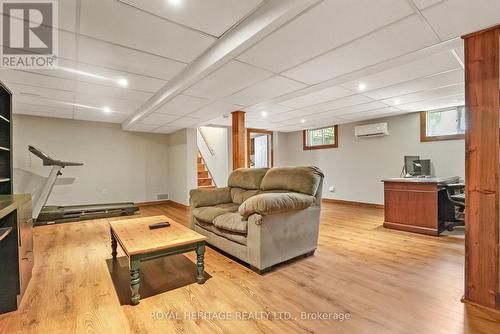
[
  {"xmin": 137, "ymin": 200, "xmax": 188, "ymax": 210},
  {"xmin": 322, "ymin": 198, "xmax": 383, "ymax": 209}
]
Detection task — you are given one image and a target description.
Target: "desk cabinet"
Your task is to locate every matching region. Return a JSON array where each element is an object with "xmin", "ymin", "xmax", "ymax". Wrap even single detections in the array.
[
  {"xmin": 382, "ymin": 177, "xmax": 459, "ymax": 236},
  {"xmin": 0, "ymin": 195, "xmax": 33, "ymax": 313}
]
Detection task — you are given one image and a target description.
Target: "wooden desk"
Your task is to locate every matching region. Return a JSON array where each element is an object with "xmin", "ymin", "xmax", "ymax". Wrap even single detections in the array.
[{"xmin": 382, "ymin": 177, "xmax": 459, "ymax": 236}]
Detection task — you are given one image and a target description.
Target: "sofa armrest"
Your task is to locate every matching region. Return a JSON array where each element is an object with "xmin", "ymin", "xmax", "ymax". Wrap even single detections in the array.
[
  {"xmin": 189, "ymin": 187, "xmax": 232, "ymax": 208},
  {"xmin": 239, "ymin": 192, "xmax": 315, "ymax": 218}
]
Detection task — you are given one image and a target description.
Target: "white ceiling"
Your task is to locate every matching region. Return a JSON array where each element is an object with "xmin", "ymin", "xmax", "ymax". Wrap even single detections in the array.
[{"xmin": 1, "ymin": 0, "xmax": 500, "ymax": 133}]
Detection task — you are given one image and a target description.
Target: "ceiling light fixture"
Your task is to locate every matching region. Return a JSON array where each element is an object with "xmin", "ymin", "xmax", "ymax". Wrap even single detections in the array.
[
  {"xmin": 394, "ymin": 99, "xmax": 400, "ymax": 105},
  {"xmin": 58, "ymin": 66, "xmax": 129, "ymax": 88},
  {"xmin": 102, "ymin": 106, "xmax": 112, "ymax": 113},
  {"xmin": 261, "ymin": 111, "xmax": 268, "ymax": 117},
  {"xmin": 117, "ymin": 78, "xmax": 128, "ymax": 87},
  {"xmin": 358, "ymin": 83, "xmax": 367, "ymax": 91},
  {"xmin": 300, "ymin": 119, "xmax": 306, "ymax": 123}
]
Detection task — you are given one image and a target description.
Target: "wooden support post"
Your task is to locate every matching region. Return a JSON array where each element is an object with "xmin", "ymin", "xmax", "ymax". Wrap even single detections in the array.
[
  {"xmin": 231, "ymin": 111, "xmax": 246, "ymax": 170},
  {"xmin": 462, "ymin": 27, "xmax": 500, "ymax": 309}
]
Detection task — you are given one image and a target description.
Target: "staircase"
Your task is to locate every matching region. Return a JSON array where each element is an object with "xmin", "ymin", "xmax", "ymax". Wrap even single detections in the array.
[{"xmin": 197, "ymin": 151, "xmax": 215, "ymax": 188}]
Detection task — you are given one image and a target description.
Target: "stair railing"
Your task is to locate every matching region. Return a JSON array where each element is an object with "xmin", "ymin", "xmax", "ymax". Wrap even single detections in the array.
[{"xmin": 198, "ymin": 128, "xmax": 215, "ymax": 156}]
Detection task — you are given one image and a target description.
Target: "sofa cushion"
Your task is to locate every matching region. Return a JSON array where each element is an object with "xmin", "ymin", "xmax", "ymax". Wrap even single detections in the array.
[
  {"xmin": 190, "ymin": 187, "xmax": 231, "ymax": 208},
  {"xmin": 260, "ymin": 166, "xmax": 324, "ymax": 196},
  {"xmin": 192, "ymin": 203, "xmax": 239, "ymax": 224},
  {"xmin": 213, "ymin": 212, "xmax": 248, "ymax": 234},
  {"xmin": 195, "ymin": 221, "xmax": 247, "ymax": 245},
  {"xmin": 231, "ymin": 188, "xmax": 260, "ymax": 205},
  {"xmin": 239, "ymin": 192, "xmax": 315, "ymax": 218},
  {"xmin": 228, "ymin": 168, "xmax": 268, "ymax": 190}
]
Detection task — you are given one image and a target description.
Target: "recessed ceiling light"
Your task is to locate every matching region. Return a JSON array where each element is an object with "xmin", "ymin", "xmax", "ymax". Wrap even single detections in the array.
[
  {"xmin": 102, "ymin": 106, "xmax": 112, "ymax": 113},
  {"xmin": 168, "ymin": 0, "xmax": 182, "ymax": 7},
  {"xmin": 300, "ymin": 119, "xmax": 306, "ymax": 123},
  {"xmin": 261, "ymin": 111, "xmax": 268, "ymax": 117},
  {"xmin": 117, "ymin": 78, "xmax": 128, "ymax": 87},
  {"xmin": 394, "ymin": 99, "xmax": 400, "ymax": 105},
  {"xmin": 358, "ymin": 83, "xmax": 367, "ymax": 91}
]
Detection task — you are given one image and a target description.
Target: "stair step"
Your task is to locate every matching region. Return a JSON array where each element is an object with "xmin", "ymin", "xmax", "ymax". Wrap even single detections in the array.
[
  {"xmin": 198, "ymin": 178, "xmax": 213, "ymax": 186},
  {"xmin": 197, "ymin": 157, "xmax": 202, "ymax": 163},
  {"xmin": 198, "ymin": 170, "xmax": 209, "ymax": 178},
  {"xmin": 198, "ymin": 185, "xmax": 215, "ymax": 189},
  {"xmin": 197, "ymin": 165, "xmax": 206, "ymax": 172}
]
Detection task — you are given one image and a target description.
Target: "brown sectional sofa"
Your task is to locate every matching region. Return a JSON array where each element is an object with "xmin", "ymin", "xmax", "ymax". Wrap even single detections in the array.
[{"xmin": 189, "ymin": 166, "xmax": 324, "ymax": 273}]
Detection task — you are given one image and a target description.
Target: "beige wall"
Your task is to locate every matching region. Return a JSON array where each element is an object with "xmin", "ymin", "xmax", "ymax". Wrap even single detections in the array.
[
  {"xmin": 277, "ymin": 112, "xmax": 465, "ymax": 205},
  {"xmin": 13, "ymin": 115, "xmax": 169, "ymax": 206},
  {"xmin": 167, "ymin": 128, "xmax": 197, "ymax": 206}
]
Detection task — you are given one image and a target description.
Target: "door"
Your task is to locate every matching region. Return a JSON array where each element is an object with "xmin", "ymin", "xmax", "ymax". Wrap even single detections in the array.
[{"xmin": 247, "ymin": 128, "xmax": 273, "ymax": 168}]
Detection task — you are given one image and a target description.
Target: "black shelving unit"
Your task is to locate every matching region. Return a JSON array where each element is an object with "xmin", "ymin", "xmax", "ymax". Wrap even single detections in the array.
[{"xmin": 0, "ymin": 80, "xmax": 12, "ymax": 195}]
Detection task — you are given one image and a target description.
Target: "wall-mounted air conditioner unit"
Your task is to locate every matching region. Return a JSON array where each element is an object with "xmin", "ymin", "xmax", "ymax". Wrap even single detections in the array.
[{"xmin": 354, "ymin": 122, "xmax": 389, "ymax": 138}]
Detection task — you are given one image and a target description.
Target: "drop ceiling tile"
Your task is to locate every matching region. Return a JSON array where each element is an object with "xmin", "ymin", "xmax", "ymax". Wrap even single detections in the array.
[
  {"xmin": 13, "ymin": 102, "xmax": 74, "ymax": 119},
  {"xmin": 75, "ymin": 82, "xmax": 153, "ymax": 102},
  {"xmin": 203, "ymin": 116, "xmax": 231, "ymax": 127},
  {"xmin": 155, "ymin": 95, "xmax": 212, "ymax": 116},
  {"xmin": 188, "ymin": 101, "xmax": 242, "ymax": 120},
  {"xmin": 140, "ymin": 113, "xmax": 179, "ymax": 126},
  {"xmin": 412, "ymin": 0, "xmax": 444, "ymax": 10},
  {"xmin": 380, "ymin": 83, "xmax": 464, "ymax": 106},
  {"xmin": 238, "ymin": 0, "xmax": 413, "ymax": 72},
  {"xmin": 223, "ymin": 76, "xmax": 307, "ymax": 106},
  {"xmin": 13, "ymin": 95, "xmax": 68, "ymax": 108},
  {"xmin": 398, "ymin": 94, "xmax": 465, "ymax": 112},
  {"xmin": 9, "ymin": 83, "xmax": 74, "ymax": 102},
  {"xmin": 422, "ymin": 0, "xmax": 500, "ymax": 40},
  {"xmin": 282, "ymin": 15, "xmax": 439, "ymax": 85},
  {"xmin": 129, "ymin": 123, "xmax": 159, "ymax": 132},
  {"xmin": 73, "ymin": 94, "xmax": 141, "ymax": 115},
  {"xmin": 279, "ymin": 85, "xmax": 353, "ymax": 109},
  {"xmin": 302, "ymin": 94, "xmax": 374, "ymax": 113},
  {"xmin": 119, "ymin": 0, "xmax": 262, "ymax": 37},
  {"xmin": 270, "ymin": 109, "xmax": 326, "ymax": 123},
  {"xmin": 41, "ymin": 60, "xmax": 168, "ymax": 92},
  {"xmin": 153, "ymin": 125, "xmax": 182, "ymax": 134},
  {"xmin": 341, "ymin": 51, "xmax": 460, "ymax": 92},
  {"xmin": 325, "ymin": 101, "xmax": 391, "ymax": 117},
  {"xmin": 74, "ymin": 109, "xmax": 129, "ymax": 123},
  {"xmin": 363, "ymin": 69, "xmax": 464, "ymax": 100},
  {"xmin": 244, "ymin": 103, "xmax": 292, "ymax": 115},
  {"xmin": 0, "ymin": 70, "xmax": 75, "ymax": 91},
  {"xmin": 184, "ymin": 61, "xmax": 273, "ymax": 99},
  {"xmin": 80, "ymin": 0, "xmax": 215, "ymax": 62},
  {"xmin": 77, "ymin": 36, "xmax": 186, "ymax": 81},
  {"xmin": 168, "ymin": 116, "xmax": 201, "ymax": 128}
]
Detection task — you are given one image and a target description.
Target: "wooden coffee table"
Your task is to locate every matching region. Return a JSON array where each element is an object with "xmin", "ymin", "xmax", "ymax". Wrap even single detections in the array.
[{"xmin": 109, "ymin": 215, "xmax": 207, "ymax": 305}]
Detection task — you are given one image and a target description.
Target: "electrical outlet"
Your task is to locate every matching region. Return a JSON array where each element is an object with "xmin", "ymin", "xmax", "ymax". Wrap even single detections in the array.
[{"xmin": 329, "ymin": 186, "xmax": 335, "ymax": 192}]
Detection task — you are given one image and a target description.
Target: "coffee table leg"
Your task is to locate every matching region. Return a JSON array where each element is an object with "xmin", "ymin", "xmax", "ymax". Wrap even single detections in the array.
[
  {"xmin": 130, "ymin": 259, "xmax": 141, "ymax": 305},
  {"xmin": 196, "ymin": 242, "xmax": 205, "ymax": 284},
  {"xmin": 111, "ymin": 229, "xmax": 117, "ymax": 259}
]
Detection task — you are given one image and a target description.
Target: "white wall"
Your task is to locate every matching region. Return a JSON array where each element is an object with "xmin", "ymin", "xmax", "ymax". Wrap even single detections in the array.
[
  {"xmin": 13, "ymin": 115, "xmax": 169, "ymax": 206},
  {"xmin": 197, "ymin": 126, "xmax": 230, "ymax": 187},
  {"xmin": 167, "ymin": 128, "xmax": 197, "ymax": 206},
  {"xmin": 278, "ymin": 112, "xmax": 465, "ymax": 205}
]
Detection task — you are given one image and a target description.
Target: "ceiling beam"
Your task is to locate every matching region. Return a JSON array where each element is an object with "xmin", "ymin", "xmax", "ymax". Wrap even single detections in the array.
[{"xmin": 122, "ymin": 0, "xmax": 320, "ymax": 130}]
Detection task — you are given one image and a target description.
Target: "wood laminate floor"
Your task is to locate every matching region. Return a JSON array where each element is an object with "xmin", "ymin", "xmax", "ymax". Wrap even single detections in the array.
[{"xmin": 1, "ymin": 202, "xmax": 499, "ymax": 333}]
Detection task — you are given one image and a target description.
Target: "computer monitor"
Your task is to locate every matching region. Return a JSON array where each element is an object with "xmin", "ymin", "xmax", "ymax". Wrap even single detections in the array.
[
  {"xmin": 404, "ymin": 156, "xmax": 420, "ymax": 176},
  {"xmin": 404, "ymin": 156, "xmax": 431, "ymax": 177}
]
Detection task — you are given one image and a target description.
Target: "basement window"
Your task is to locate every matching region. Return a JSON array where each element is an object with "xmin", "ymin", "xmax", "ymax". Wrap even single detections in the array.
[
  {"xmin": 303, "ymin": 125, "xmax": 338, "ymax": 150},
  {"xmin": 420, "ymin": 106, "xmax": 466, "ymax": 142}
]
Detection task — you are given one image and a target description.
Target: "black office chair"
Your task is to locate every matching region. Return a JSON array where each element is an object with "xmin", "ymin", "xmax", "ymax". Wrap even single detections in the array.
[{"xmin": 438, "ymin": 183, "xmax": 465, "ymax": 232}]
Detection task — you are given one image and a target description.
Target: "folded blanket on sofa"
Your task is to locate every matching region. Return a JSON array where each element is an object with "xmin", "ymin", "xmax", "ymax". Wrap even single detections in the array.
[{"xmin": 239, "ymin": 192, "xmax": 315, "ymax": 218}]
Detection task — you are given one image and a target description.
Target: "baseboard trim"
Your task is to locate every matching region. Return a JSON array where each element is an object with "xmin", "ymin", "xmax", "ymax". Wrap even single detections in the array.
[
  {"xmin": 322, "ymin": 198, "xmax": 384, "ymax": 209},
  {"xmin": 461, "ymin": 296, "xmax": 500, "ymax": 312},
  {"xmin": 383, "ymin": 221, "xmax": 438, "ymax": 236},
  {"xmin": 136, "ymin": 200, "xmax": 189, "ymax": 210}
]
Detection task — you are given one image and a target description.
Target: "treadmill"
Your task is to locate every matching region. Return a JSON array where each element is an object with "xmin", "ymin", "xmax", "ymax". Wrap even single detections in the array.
[{"xmin": 29, "ymin": 145, "xmax": 139, "ymax": 226}]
